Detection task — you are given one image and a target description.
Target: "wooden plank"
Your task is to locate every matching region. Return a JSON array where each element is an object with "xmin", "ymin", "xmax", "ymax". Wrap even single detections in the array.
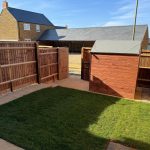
[
  {"xmin": 40, "ymin": 63, "xmax": 58, "ymax": 68},
  {"xmin": 35, "ymin": 42, "xmax": 41, "ymax": 84},
  {"xmin": 141, "ymin": 50, "xmax": 150, "ymax": 53},
  {"xmin": 1, "ymin": 61, "xmax": 36, "ymax": 67},
  {"xmin": 39, "ymin": 45, "xmax": 53, "ymax": 48},
  {"xmin": 139, "ymin": 66, "xmax": 150, "ymax": 69},
  {"xmin": 39, "ymin": 52, "xmax": 58, "ymax": 55},
  {"xmin": 0, "ymin": 47, "xmax": 35, "ymax": 50},
  {"xmin": 138, "ymin": 78, "xmax": 150, "ymax": 82},
  {"xmin": 140, "ymin": 54, "xmax": 150, "ymax": 56},
  {"xmin": 41, "ymin": 73, "xmax": 58, "ymax": 80},
  {"xmin": 0, "ymin": 74, "xmax": 37, "ymax": 85}
]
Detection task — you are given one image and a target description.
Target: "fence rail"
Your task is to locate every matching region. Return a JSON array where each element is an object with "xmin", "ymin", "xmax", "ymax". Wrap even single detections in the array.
[{"xmin": 0, "ymin": 42, "xmax": 68, "ymax": 94}]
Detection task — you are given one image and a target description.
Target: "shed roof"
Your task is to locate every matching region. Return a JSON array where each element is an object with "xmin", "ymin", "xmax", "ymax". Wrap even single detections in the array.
[
  {"xmin": 39, "ymin": 25, "xmax": 148, "ymax": 41},
  {"xmin": 8, "ymin": 7, "xmax": 53, "ymax": 26},
  {"xmin": 91, "ymin": 40, "xmax": 141, "ymax": 54}
]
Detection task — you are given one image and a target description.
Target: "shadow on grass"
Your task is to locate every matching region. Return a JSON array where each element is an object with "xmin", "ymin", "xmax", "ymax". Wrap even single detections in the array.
[{"xmin": 0, "ymin": 86, "xmax": 149, "ymax": 150}]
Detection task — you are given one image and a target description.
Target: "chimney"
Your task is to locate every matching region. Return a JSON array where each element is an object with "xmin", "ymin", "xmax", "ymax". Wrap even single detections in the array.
[{"xmin": 2, "ymin": 1, "xmax": 8, "ymax": 9}]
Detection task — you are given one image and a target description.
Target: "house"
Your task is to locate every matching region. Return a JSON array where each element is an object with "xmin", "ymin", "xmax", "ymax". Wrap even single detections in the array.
[
  {"xmin": 0, "ymin": 1, "xmax": 54, "ymax": 41},
  {"xmin": 39, "ymin": 25, "xmax": 149, "ymax": 52}
]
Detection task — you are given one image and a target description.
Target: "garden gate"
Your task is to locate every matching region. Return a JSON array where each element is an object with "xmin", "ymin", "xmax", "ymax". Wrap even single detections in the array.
[{"xmin": 81, "ymin": 47, "xmax": 92, "ymax": 81}]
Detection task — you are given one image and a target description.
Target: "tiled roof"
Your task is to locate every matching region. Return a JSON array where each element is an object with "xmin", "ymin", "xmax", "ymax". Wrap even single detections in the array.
[
  {"xmin": 8, "ymin": 7, "xmax": 53, "ymax": 26},
  {"xmin": 39, "ymin": 25, "xmax": 148, "ymax": 41}
]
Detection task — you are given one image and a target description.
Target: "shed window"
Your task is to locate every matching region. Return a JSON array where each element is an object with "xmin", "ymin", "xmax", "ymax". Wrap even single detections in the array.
[
  {"xmin": 24, "ymin": 23, "xmax": 30, "ymax": 30},
  {"xmin": 36, "ymin": 25, "xmax": 40, "ymax": 32}
]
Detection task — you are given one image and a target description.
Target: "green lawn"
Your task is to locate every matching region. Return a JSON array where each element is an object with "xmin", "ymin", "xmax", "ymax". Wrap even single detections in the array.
[{"xmin": 0, "ymin": 87, "xmax": 150, "ymax": 150}]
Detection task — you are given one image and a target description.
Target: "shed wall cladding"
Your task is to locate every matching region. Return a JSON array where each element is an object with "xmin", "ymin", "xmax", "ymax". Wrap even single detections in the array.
[{"xmin": 89, "ymin": 54, "xmax": 140, "ymax": 99}]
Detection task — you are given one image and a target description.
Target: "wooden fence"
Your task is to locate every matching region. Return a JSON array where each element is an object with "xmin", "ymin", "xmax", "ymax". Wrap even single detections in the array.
[
  {"xmin": 0, "ymin": 42, "xmax": 68, "ymax": 94},
  {"xmin": 38, "ymin": 47, "xmax": 58, "ymax": 83},
  {"xmin": 138, "ymin": 49, "xmax": 150, "ymax": 87}
]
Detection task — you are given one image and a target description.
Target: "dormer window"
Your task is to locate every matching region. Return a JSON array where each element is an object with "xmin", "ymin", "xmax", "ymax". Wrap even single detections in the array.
[
  {"xmin": 36, "ymin": 25, "xmax": 40, "ymax": 32},
  {"xmin": 24, "ymin": 23, "xmax": 30, "ymax": 30}
]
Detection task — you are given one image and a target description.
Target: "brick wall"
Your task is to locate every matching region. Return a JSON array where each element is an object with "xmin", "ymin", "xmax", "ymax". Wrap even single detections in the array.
[
  {"xmin": 89, "ymin": 54, "xmax": 139, "ymax": 99},
  {"xmin": 0, "ymin": 9, "xmax": 19, "ymax": 41},
  {"xmin": 18, "ymin": 22, "xmax": 54, "ymax": 41}
]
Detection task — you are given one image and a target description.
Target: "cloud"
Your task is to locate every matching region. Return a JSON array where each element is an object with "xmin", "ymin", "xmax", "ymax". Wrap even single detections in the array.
[
  {"xmin": 103, "ymin": 21, "xmax": 125, "ymax": 27},
  {"xmin": 104, "ymin": 0, "xmax": 150, "ymax": 27}
]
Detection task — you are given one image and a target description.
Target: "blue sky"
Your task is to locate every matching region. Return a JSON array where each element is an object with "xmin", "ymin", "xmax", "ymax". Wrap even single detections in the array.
[{"xmin": 2, "ymin": 0, "xmax": 150, "ymax": 29}]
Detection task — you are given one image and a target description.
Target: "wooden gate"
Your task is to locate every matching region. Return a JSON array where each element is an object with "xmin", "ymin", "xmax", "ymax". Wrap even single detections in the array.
[{"xmin": 81, "ymin": 47, "xmax": 92, "ymax": 81}]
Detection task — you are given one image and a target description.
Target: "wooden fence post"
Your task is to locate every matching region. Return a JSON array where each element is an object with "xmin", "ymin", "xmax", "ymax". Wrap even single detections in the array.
[
  {"xmin": 0, "ymin": 65, "xmax": 1, "ymax": 93},
  {"xmin": 35, "ymin": 42, "xmax": 41, "ymax": 84},
  {"xmin": 7, "ymin": 45, "xmax": 13, "ymax": 92},
  {"xmin": 58, "ymin": 47, "xmax": 69, "ymax": 80}
]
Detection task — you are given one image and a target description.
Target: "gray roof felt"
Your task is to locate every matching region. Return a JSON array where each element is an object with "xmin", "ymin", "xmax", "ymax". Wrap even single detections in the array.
[
  {"xmin": 91, "ymin": 40, "xmax": 141, "ymax": 54},
  {"xmin": 39, "ymin": 25, "xmax": 148, "ymax": 41},
  {"xmin": 8, "ymin": 7, "xmax": 53, "ymax": 26}
]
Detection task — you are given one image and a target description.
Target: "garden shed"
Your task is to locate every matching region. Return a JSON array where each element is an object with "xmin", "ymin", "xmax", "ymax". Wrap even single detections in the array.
[{"xmin": 89, "ymin": 40, "xmax": 141, "ymax": 99}]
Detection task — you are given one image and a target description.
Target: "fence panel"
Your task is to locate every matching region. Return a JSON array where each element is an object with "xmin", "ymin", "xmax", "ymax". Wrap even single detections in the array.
[
  {"xmin": 38, "ymin": 47, "xmax": 58, "ymax": 83},
  {"xmin": 0, "ymin": 42, "xmax": 37, "ymax": 93},
  {"xmin": 0, "ymin": 42, "xmax": 69, "ymax": 94}
]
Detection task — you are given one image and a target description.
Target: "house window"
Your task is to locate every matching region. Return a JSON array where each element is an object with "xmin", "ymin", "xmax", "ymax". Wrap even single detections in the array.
[
  {"xmin": 36, "ymin": 25, "xmax": 40, "ymax": 32},
  {"xmin": 24, "ymin": 23, "xmax": 30, "ymax": 30}
]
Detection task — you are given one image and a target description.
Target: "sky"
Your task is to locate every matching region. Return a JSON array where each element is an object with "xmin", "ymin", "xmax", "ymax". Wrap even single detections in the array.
[{"xmin": 1, "ymin": 0, "xmax": 150, "ymax": 29}]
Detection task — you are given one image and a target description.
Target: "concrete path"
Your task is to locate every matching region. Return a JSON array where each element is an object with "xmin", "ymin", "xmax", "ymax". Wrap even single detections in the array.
[
  {"xmin": 0, "ymin": 139, "xmax": 24, "ymax": 150},
  {"xmin": 107, "ymin": 142, "xmax": 136, "ymax": 150},
  {"xmin": 0, "ymin": 83, "xmax": 50, "ymax": 106},
  {"xmin": 55, "ymin": 75, "xmax": 89, "ymax": 91},
  {"xmin": 69, "ymin": 54, "xmax": 81, "ymax": 75}
]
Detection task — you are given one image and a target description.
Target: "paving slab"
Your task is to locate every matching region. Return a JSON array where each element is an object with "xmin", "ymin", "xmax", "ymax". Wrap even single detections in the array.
[
  {"xmin": 0, "ymin": 139, "xmax": 24, "ymax": 150},
  {"xmin": 0, "ymin": 83, "xmax": 50, "ymax": 106},
  {"xmin": 107, "ymin": 142, "xmax": 136, "ymax": 150},
  {"xmin": 55, "ymin": 75, "xmax": 89, "ymax": 91}
]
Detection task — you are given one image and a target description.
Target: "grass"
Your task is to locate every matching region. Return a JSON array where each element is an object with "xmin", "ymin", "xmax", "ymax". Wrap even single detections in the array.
[{"xmin": 0, "ymin": 87, "xmax": 150, "ymax": 150}]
